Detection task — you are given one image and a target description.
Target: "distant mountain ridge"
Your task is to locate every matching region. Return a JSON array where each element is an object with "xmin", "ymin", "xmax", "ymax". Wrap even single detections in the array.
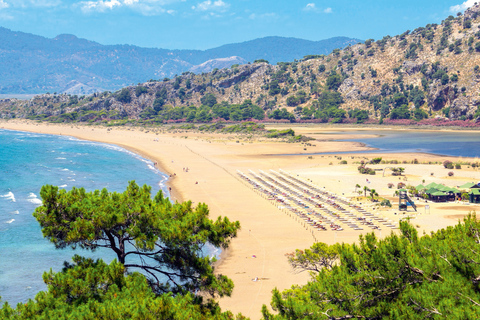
[
  {"xmin": 4, "ymin": 4, "xmax": 480, "ymax": 124},
  {"xmin": 175, "ymin": 36, "xmax": 361, "ymax": 65},
  {"xmin": 0, "ymin": 28, "xmax": 361, "ymax": 94}
]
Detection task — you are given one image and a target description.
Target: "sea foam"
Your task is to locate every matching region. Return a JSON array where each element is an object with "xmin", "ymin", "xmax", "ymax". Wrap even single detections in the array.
[
  {"xmin": 27, "ymin": 193, "xmax": 42, "ymax": 205},
  {"xmin": 1, "ymin": 191, "xmax": 16, "ymax": 202}
]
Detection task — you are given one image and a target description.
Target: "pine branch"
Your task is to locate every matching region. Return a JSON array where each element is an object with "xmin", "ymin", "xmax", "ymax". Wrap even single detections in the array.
[
  {"xmin": 409, "ymin": 298, "xmax": 442, "ymax": 315},
  {"xmin": 457, "ymin": 292, "xmax": 480, "ymax": 307}
]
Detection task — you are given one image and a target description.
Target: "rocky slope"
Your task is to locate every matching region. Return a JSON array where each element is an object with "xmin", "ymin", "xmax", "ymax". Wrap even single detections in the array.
[{"xmin": 2, "ymin": 5, "xmax": 480, "ymax": 123}]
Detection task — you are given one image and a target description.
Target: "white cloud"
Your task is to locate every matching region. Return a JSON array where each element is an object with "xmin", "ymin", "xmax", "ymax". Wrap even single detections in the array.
[
  {"xmin": 450, "ymin": 0, "xmax": 477, "ymax": 13},
  {"xmin": 79, "ymin": 0, "xmax": 121, "ymax": 12},
  {"xmin": 9, "ymin": 0, "xmax": 62, "ymax": 7},
  {"xmin": 303, "ymin": 3, "xmax": 332, "ymax": 13},
  {"xmin": 77, "ymin": 0, "xmax": 181, "ymax": 14},
  {"xmin": 192, "ymin": 0, "xmax": 229, "ymax": 12},
  {"xmin": 134, "ymin": 3, "xmax": 170, "ymax": 15},
  {"xmin": 0, "ymin": 0, "xmax": 9, "ymax": 9},
  {"xmin": 304, "ymin": 3, "xmax": 316, "ymax": 11}
]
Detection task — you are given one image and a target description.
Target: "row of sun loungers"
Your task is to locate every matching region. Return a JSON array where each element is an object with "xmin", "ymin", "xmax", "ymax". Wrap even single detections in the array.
[
  {"xmin": 276, "ymin": 170, "xmax": 399, "ymax": 230},
  {"xmin": 238, "ymin": 169, "xmax": 398, "ymax": 232}
]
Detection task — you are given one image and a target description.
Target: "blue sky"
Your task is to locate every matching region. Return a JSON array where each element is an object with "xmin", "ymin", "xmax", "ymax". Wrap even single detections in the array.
[{"xmin": 0, "ymin": 0, "xmax": 477, "ymax": 50}]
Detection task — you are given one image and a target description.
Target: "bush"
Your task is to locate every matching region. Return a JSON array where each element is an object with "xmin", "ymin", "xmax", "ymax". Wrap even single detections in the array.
[
  {"xmin": 358, "ymin": 166, "xmax": 376, "ymax": 175},
  {"xmin": 455, "ymin": 163, "xmax": 462, "ymax": 169},
  {"xmin": 397, "ymin": 182, "xmax": 406, "ymax": 189},
  {"xmin": 448, "ymin": 171, "xmax": 454, "ymax": 176},
  {"xmin": 116, "ymin": 88, "xmax": 131, "ymax": 103},
  {"xmin": 135, "ymin": 86, "xmax": 148, "ymax": 97},
  {"xmin": 380, "ymin": 199, "xmax": 392, "ymax": 207},
  {"xmin": 200, "ymin": 93, "xmax": 217, "ymax": 108},
  {"xmin": 266, "ymin": 128, "xmax": 295, "ymax": 138},
  {"xmin": 339, "ymin": 160, "xmax": 348, "ymax": 164},
  {"xmin": 388, "ymin": 183, "xmax": 394, "ymax": 189},
  {"xmin": 443, "ymin": 160, "xmax": 454, "ymax": 169},
  {"xmin": 391, "ymin": 167, "xmax": 405, "ymax": 176}
]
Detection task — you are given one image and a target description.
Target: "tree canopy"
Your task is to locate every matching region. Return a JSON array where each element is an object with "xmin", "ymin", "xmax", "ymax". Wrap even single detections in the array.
[
  {"xmin": 263, "ymin": 214, "xmax": 480, "ymax": 319},
  {"xmin": 1, "ymin": 255, "xmax": 245, "ymax": 319},
  {"xmin": 32, "ymin": 181, "xmax": 240, "ymax": 298}
]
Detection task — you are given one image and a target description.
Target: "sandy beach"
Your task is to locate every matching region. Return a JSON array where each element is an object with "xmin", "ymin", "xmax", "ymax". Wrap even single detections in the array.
[{"xmin": 1, "ymin": 120, "xmax": 479, "ymax": 319}]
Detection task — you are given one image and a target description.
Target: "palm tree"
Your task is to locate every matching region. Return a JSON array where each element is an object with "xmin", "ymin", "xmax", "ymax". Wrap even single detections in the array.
[
  {"xmin": 363, "ymin": 186, "xmax": 370, "ymax": 197},
  {"xmin": 355, "ymin": 184, "xmax": 361, "ymax": 193},
  {"xmin": 369, "ymin": 189, "xmax": 377, "ymax": 201}
]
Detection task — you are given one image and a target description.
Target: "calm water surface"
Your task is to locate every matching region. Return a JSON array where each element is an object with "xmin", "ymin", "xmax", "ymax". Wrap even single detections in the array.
[{"xmin": 319, "ymin": 130, "xmax": 480, "ymax": 158}]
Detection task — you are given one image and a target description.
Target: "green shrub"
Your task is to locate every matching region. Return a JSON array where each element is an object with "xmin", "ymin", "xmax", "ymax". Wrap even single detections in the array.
[{"xmin": 380, "ymin": 199, "xmax": 392, "ymax": 207}]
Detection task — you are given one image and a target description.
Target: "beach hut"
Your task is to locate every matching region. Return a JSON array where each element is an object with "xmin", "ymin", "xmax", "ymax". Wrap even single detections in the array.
[
  {"xmin": 459, "ymin": 182, "xmax": 477, "ymax": 190},
  {"xmin": 425, "ymin": 187, "xmax": 439, "ymax": 195},
  {"xmin": 425, "ymin": 182, "xmax": 440, "ymax": 189},
  {"xmin": 438, "ymin": 186, "xmax": 459, "ymax": 201},
  {"xmin": 431, "ymin": 191, "xmax": 448, "ymax": 202},
  {"xmin": 470, "ymin": 189, "xmax": 480, "ymax": 204},
  {"xmin": 416, "ymin": 184, "xmax": 426, "ymax": 191}
]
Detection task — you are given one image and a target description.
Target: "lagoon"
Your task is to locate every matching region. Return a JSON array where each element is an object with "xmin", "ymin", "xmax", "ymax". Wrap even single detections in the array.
[{"xmin": 318, "ymin": 130, "xmax": 480, "ymax": 158}]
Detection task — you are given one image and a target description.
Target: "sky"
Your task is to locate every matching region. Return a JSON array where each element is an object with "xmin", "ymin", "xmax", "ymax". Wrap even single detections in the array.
[{"xmin": 0, "ymin": 0, "xmax": 478, "ymax": 50}]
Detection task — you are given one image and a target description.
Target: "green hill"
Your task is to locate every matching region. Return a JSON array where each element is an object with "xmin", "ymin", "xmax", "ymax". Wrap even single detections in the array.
[{"xmin": 2, "ymin": 4, "xmax": 480, "ymax": 124}]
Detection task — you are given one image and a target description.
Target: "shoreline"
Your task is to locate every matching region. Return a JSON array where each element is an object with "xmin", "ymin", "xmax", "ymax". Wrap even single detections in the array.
[{"xmin": 2, "ymin": 120, "xmax": 480, "ymax": 319}]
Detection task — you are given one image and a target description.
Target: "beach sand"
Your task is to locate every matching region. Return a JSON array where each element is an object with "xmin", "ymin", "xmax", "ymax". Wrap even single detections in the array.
[{"xmin": 2, "ymin": 120, "xmax": 479, "ymax": 319}]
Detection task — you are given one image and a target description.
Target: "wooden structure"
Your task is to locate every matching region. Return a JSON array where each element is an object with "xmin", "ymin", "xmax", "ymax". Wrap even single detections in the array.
[
  {"xmin": 399, "ymin": 189, "xmax": 417, "ymax": 211},
  {"xmin": 470, "ymin": 189, "xmax": 480, "ymax": 204}
]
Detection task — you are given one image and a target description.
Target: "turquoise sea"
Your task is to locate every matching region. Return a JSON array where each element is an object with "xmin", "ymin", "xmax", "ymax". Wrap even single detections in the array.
[{"xmin": 0, "ymin": 129, "xmax": 170, "ymax": 305}]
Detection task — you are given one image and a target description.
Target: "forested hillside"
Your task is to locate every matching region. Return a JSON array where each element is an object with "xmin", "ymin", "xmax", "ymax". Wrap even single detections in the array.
[{"xmin": 2, "ymin": 4, "xmax": 480, "ymax": 125}]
